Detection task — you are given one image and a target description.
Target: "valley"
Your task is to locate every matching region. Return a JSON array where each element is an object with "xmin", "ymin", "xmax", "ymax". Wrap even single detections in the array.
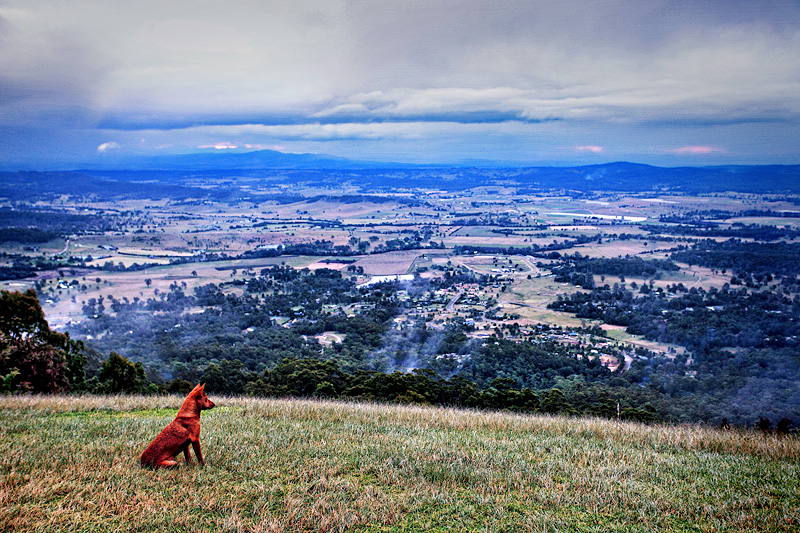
[{"xmin": 2, "ymin": 167, "xmax": 799, "ymax": 425}]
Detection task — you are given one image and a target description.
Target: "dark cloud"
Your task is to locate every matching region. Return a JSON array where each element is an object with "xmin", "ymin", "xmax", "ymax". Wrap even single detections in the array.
[
  {"xmin": 0, "ymin": 17, "xmax": 110, "ymax": 128},
  {"xmin": 0, "ymin": 1, "xmax": 798, "ymax": 166}
]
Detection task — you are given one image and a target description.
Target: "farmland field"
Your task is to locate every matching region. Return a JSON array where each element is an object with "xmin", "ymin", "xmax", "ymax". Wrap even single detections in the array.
[{"xmin": 2, "ymin": 172, "xmax": 800, "ymax": 425}]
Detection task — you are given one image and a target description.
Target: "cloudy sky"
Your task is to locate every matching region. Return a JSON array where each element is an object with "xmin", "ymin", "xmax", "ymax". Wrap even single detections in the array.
[{"xmin": 1, "ymin": 0, "xmax": 799, "ymax": 168}]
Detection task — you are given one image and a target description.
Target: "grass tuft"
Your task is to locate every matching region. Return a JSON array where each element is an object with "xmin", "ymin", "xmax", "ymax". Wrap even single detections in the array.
[{"xmin": 1, "ymin": 395, "xmax": 798, "ymax": 532}]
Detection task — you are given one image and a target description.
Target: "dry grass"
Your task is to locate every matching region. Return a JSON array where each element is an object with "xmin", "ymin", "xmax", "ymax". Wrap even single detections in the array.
[
  {"xmin": 1, "ymin": 395, "xmax": 798, "ymax": 532},
  {"xmin": 353, "ymin": 251, "xmax": 424, "ymax": 276}
]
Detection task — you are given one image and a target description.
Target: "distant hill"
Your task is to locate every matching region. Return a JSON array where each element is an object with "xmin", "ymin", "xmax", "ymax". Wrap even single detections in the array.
[
  {"xmin": 0, "ymin": 171, "xmax": 211, "ymax": 202},
  {"xmin": 2, "ymin": 161, "xmax": 799, "ymax": 198},
  {"xmin": 85, "ymin": 153, "xmax": 800, "ymax": 193},
  {"xmin": 510, "ymin": 162, "xmax": 800, "ymax": 194},
  {"xmin": 77, "ymin": 149, "xmax": 388, "ymax": 171}
]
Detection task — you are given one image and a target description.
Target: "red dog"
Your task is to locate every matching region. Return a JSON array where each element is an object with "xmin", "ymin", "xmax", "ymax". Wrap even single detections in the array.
[{"xmin": 141, "ymin": 383, "xmax": 215, "ymax": 468}]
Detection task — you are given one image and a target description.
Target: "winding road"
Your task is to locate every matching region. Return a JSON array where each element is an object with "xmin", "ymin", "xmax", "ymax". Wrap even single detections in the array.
[
  {"xmin": 447, "ymin": 289, "xmax": 464, "ymax": 312},
  {"xmin": 52, "ymin": 239, "xmax": 70, "ymax": 256}
]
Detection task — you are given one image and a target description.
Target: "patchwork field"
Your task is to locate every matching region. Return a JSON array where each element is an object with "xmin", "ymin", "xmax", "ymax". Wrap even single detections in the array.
[{"xmin": 6, "ymin": 187, "xmax": 796, "ymax": 358}]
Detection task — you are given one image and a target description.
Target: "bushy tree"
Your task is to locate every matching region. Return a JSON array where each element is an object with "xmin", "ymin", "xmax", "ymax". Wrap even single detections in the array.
[
  {"xmin": 0, "ymin": 289, "xmax": 87, "ymax": 393},
  {"xmin": 202, "ymin": 359, "xmax": 250, "ymax": 395},
  {"xmin": 540, "ymin": 388, "xmax": 570, "ymax": 414},
  {"xmin": 165, "ymin": 378, "xmax": 194, "ymax": 394},
  {"xmin": 95, "ymin": 352, "xmax": 149, "ymax": 393}
]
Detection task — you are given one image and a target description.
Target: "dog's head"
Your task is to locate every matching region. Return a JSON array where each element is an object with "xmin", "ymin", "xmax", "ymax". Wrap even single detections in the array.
[{"xmin": 191, "ymin": 383, "xmax": 216, "ymax": 410}]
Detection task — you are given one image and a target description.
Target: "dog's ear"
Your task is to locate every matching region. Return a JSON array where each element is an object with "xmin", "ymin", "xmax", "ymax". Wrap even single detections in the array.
[{"xmin": 200, "ymin": 383, "xmax": 206, "ymax": 391}]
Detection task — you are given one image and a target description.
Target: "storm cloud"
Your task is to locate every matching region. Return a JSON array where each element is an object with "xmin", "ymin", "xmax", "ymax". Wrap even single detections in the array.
[{"xmin": 1, "ymin": 0, "xmax": 798, "ymax": 167}]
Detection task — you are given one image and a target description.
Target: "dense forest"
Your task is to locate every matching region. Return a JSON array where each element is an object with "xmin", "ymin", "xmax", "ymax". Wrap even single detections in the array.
[
  {"xmin": 670, "ymin": 240, "xmax": 800, "ymax": 281},
  {"xmin": 1, "ymin": 283, "xmax": 661, "ymax": 423},
  {"xmin": 0, "ymin": 172, "xmax": 209, "ymax": 202},
  {"xmin": 547, "ymin": 252, "xmax": 800, "ymax": 424},
  {"xmin": 0, "ymin": 208, "xmax": 115, "ymax": 234},
  {"xmin": 645, "ymin": 223, "xmax": 800, "ymax": 241},
  {"xmin": 4, "ymin": 249, "xmax": 797, "ymax": 426},
  {"xmin": 549, "ymin": 253, "xmax": 680, "ymax": 290}
]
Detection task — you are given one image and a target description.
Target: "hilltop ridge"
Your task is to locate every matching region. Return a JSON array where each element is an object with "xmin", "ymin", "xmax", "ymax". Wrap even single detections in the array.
[
  {"xmin": 0, "ymin": 395, "xmax": 798, "ymax": 532},
  {"xmin": 3, "ymin": 161, "xmax": 800, "ymax": 195}
]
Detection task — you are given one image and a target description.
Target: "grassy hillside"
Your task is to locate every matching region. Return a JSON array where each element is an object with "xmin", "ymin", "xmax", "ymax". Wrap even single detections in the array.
[{"xmin": 1, "ymin": 396, "xmax": 798, "ymax": 532}]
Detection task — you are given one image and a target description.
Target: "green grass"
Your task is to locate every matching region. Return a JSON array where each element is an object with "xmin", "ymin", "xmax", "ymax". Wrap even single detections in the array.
[{"xmin": 1, "ymin": 395, "xmax": 798, "ymax": 532}]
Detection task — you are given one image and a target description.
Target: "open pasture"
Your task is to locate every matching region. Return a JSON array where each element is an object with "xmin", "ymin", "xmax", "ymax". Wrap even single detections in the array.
[
  {"xmin": 1, "ymin": 395, "xmax": 797, "ymax": 533},
  {"xmin": 602, "ymin": 325, "xmax": 687, "ymax": 357},
  {"xmin": 0, "ymin": 236, "xmax": 66, "ymax": 257},
  {"xmin": 725, "ymin": 216, "xmax": 800, "ymax": 229},
  {"xmin": 351, "ymin": 250, "xmax": 425, "ymax": 276},
  {"xmin": 569, "ymin": 240, "xmax": 656, "ymax": 259},
  {"xmin": 26, "ymin": 255, "xmax": 326, "ymax": 328},
  {"xmin": 444, "ymin": 233, "xmax": 528, "ymax": 247},
  {"xmin": 496, "ymin": 276, "xmax": 591, "ymax": 326},
  {"xmin": 269, "ymin": 199, "xmax": 405, "ymax": 221},
  {"xmin": 668, "ymin": 263, "xmax": 740, "ymax": 290}
]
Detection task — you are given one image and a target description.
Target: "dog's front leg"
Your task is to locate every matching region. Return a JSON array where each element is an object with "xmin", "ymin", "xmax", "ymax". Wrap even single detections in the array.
[
  {"xmin": 191, "ymin": 439, "xmax": 205, "ymax": 465},
  {"xmin": 181, "ymin": 441, "xmax": 192, "ymax": 463}
]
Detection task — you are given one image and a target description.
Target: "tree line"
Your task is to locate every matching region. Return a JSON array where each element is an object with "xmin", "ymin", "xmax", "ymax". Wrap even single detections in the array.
[
  {"xmin": 1, "ymin": 288, "xmax": 662, "ymax": 423},
  {"xmin": 547, "ymin": 281, "xmax": 800, "ymax": 424}
]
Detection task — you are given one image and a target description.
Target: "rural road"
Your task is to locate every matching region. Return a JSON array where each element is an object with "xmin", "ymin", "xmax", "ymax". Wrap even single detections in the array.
[
  {"xmin": 447, "ymin": 289, "xmax": 464, "ymax": 312},
  {"xmin": 522, "ymin": 255, "xmax": 540, "ymax": 274},
  {"xmin": 52, "ymin": 239, "xmax": 70, "ymax": 256}
]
